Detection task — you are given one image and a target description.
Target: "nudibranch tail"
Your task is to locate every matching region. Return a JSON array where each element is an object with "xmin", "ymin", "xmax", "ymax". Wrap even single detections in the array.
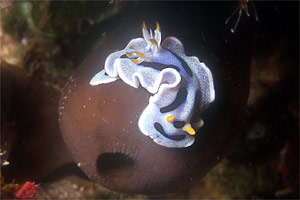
[
  {"xmin": 90, "ymin": 22, "xmax": 215, "ymax": 148},
  {"xmin": 90, "ymin": 69, "xmax": 118, "ymax": 85}
]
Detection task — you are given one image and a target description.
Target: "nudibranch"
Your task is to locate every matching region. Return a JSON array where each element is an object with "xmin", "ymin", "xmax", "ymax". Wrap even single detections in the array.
[{"xmin": 90, "ymin": 22, "xmax": 215, "ymax": 148}]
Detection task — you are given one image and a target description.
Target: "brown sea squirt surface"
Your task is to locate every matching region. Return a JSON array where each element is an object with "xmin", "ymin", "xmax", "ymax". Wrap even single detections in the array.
[{"xmin": 59, "ymin": 4, "xmax": 252, "ymax": 194}]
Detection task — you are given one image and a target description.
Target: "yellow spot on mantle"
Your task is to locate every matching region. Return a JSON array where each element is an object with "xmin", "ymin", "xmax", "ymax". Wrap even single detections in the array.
[
  {"xmin": 186, "ymin": 126, "xmax": 196, "ymax": 135},
  {"xmin": 131, "ymin": 58, "xmax": 140, "ymax": 64},
  {"xmin": 126, "ymin": 52, "xmax": 133, "ymax": 57},
  {"xmin": 166, "ymin": 116, "xmax": 175, "ymax": 123}
]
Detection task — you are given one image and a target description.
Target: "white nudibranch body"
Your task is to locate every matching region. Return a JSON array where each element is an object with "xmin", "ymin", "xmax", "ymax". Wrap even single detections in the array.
[{"xmin": 90, "ymin": 22, "xmax": 215, "ymax": 148}]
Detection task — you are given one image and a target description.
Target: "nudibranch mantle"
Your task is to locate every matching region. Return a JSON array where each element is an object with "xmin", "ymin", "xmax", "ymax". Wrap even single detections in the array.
[{"xmin": 90, "ymin": 22, "xmax": 215, "ymax": 148}]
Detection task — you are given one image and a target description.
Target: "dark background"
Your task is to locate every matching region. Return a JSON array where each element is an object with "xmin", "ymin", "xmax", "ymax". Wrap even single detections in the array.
[{"xmin": 1, "ymin": 1, "xmax": 298, "ymax": 199}]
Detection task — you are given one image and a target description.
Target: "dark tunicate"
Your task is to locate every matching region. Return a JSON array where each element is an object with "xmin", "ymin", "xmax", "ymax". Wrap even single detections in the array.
[{"xmin": 59, "ymin": 2, "xmax": 252, "ymax": 194}]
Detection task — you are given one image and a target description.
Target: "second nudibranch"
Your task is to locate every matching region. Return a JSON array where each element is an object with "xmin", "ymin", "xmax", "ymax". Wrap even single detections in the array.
[{"xmin": 90, "ymin": 22, "xmax": 215, "ymax": 148}]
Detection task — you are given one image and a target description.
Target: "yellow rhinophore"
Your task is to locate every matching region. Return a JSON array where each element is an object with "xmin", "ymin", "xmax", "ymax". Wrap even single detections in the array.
[
  {"xmin": 142, "ymin": 21, "xmax": 147, "ymax": 29},
  {"xmin": 130, "ymin": 45, "xmax": 135, "ymax": 49},
  {"xmin": 166, "ymin": 116, "xmax": 175, "ymax": 123},
  {"xmin": 156, "ymin": 22, "xmax": 160, "ymax": 31},
  {"xmin": 185, "ymin": 126, "xmax": 196, "ymax": 136},
  {"xmin": 149, "ymin": 38, "xmax": 158, "ymax": 46}
]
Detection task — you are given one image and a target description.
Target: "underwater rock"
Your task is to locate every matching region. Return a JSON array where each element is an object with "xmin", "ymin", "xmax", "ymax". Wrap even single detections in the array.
[
  {"xmin": 59, "ymin": 3, "xmax": 252, "ymax": 194},
  {"xmin": 1, "ymin": 61, "xmax": 73, "ymax": 182}
]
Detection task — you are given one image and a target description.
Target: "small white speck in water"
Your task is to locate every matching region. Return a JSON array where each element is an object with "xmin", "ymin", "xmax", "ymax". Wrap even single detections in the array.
[
  {"xmin": 64, "ymin": 96, "xmax": 67, "ymax": 99},
  {"xmin": 103, "ymin": 100, "xmax": 106, "ymax": 104},
  {"xmin": 83, "ymin": 105, "xmax": 87, "ymax": 109},
  {"xmin": 0, "ymin": 150, "xmax": 6, "ymax": 156},
  {"xmin": 88, "ymin": 97, "xmax": 91, "ymax": 101},
  {"xmin": 79, "ymin": 187, "xmax": 84, "ymax": 192},
  {"xmin": 2, "ymin": 160, "xmax": 9, "ymax": 166},
  {"xmin": 72, "ymin": 184, "xmax": 78, "ymax": 189},
  {"xmin": 102, "ymin": 117, "xmax": 109, "ymax": 124},
  {"xmin": 21, "ymin": 38, "xmax": 28, "ymax": 45}
]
